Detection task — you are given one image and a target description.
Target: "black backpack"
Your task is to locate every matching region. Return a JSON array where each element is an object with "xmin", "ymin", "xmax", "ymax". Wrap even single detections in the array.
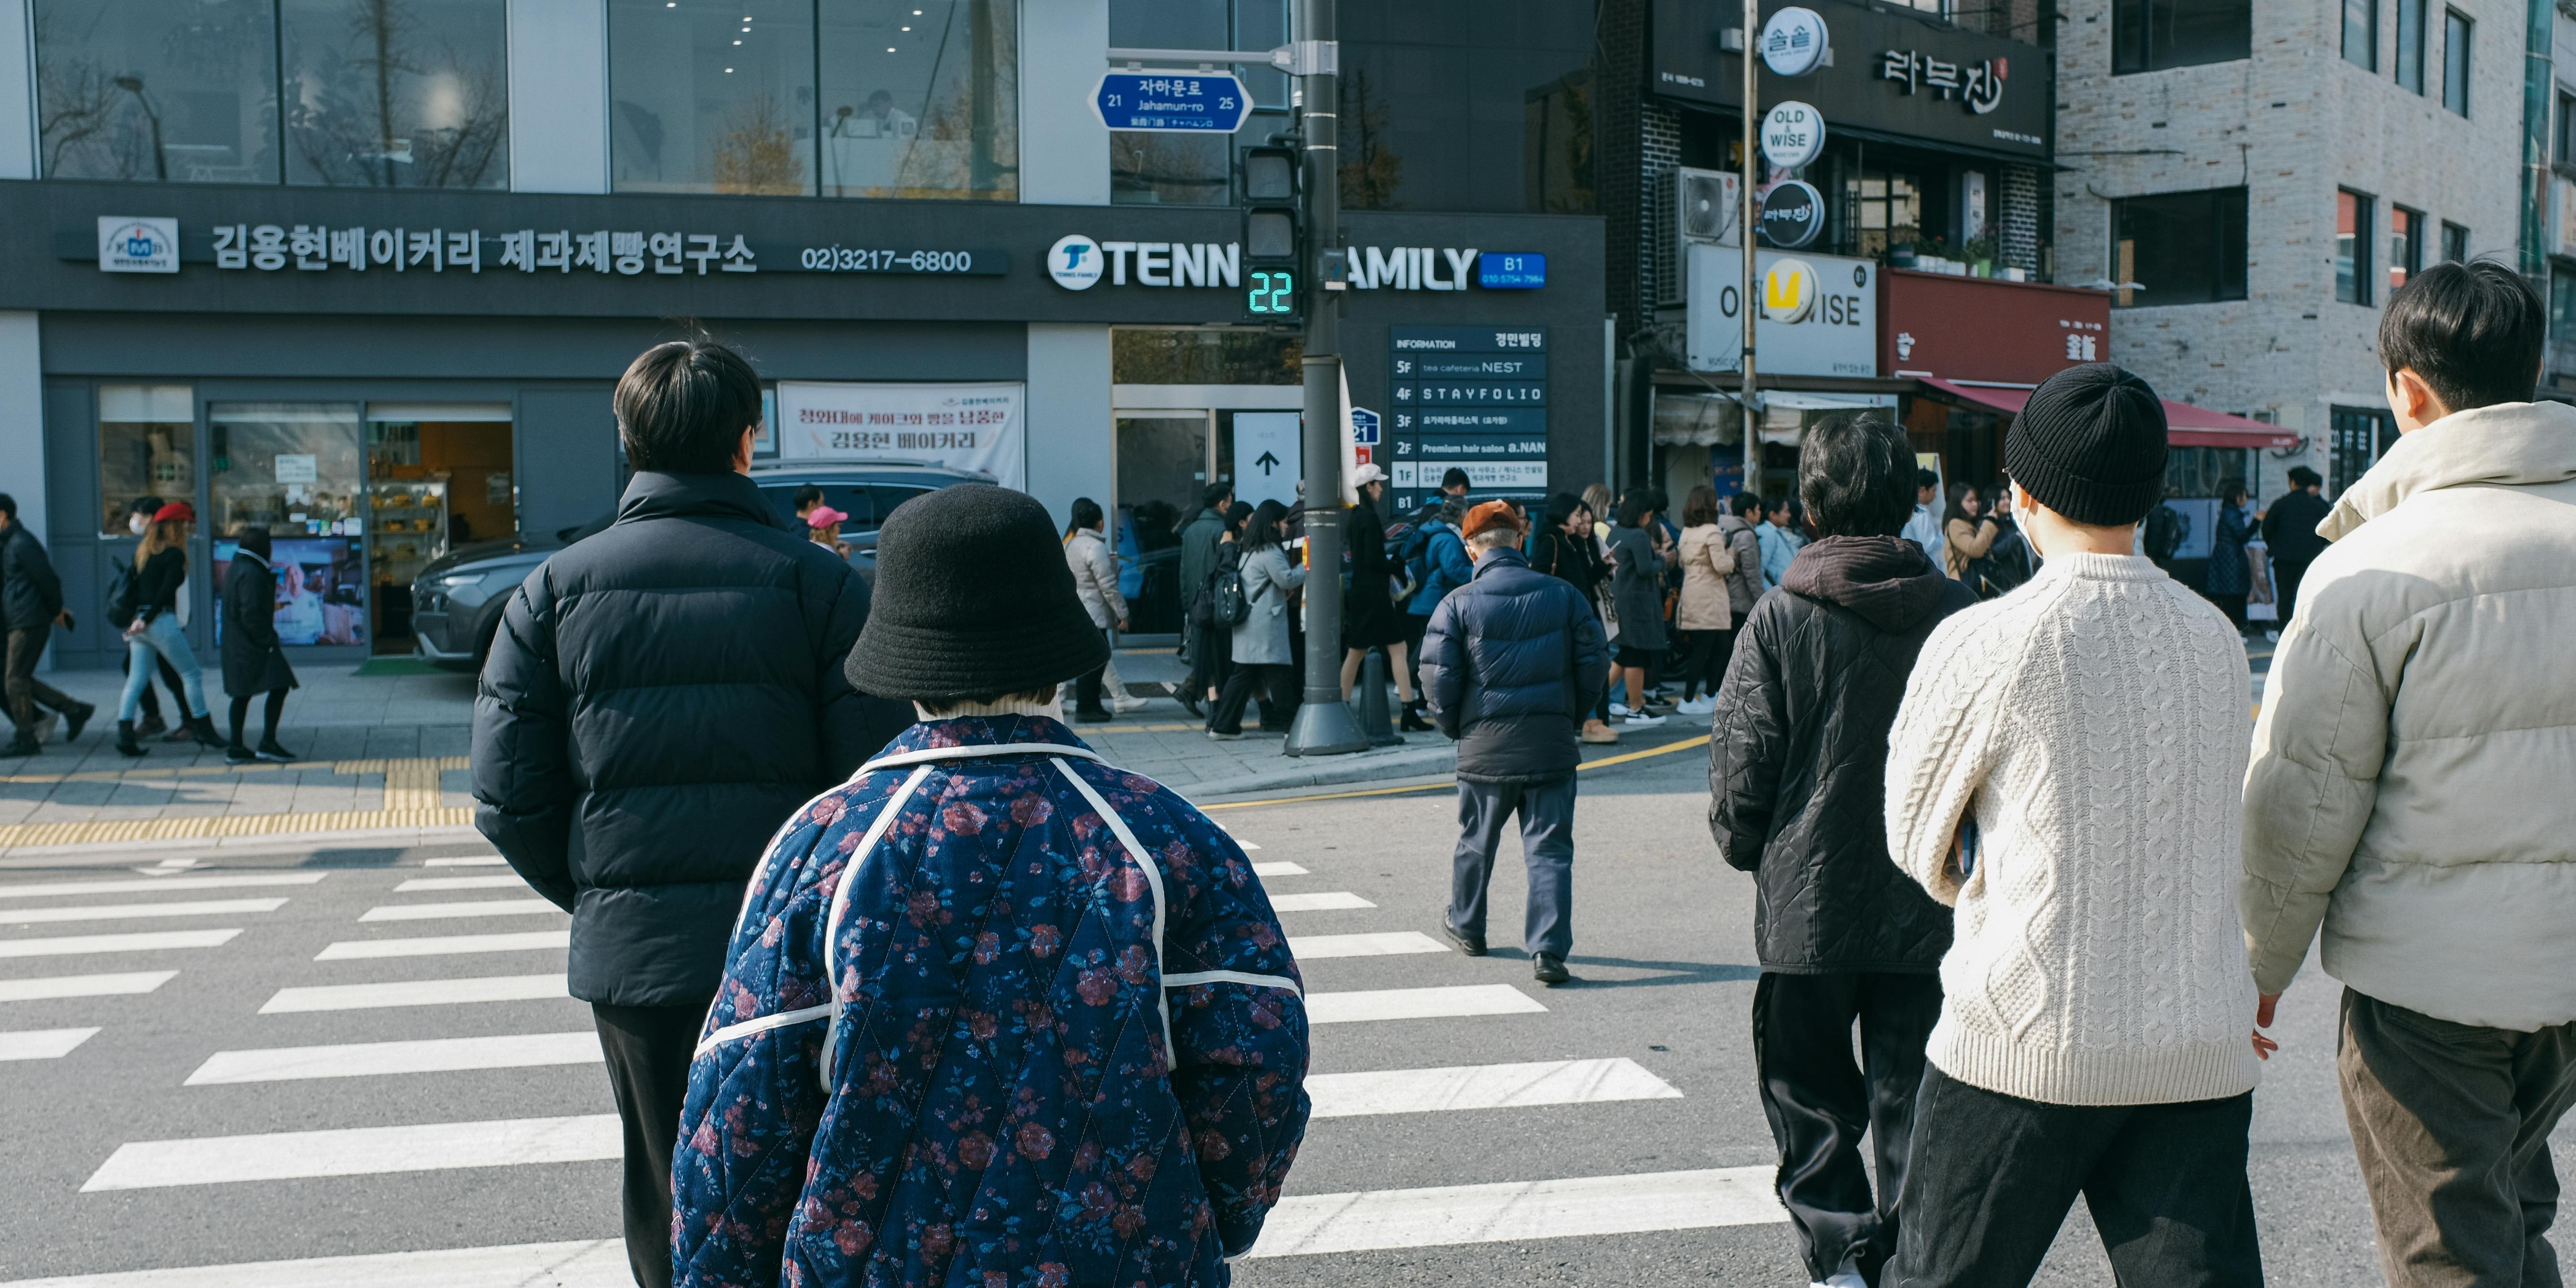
[
  {"xmin": 2144, "ymin": 504, "xmax": 2188, "ymax": 563},
  {"xmin": 105, "ymin": 560, "xmax": 143, "ymax": 629},
  {"xmin": 1209, "ymin": 546, "xmax": 1252, "ymax": 627}
]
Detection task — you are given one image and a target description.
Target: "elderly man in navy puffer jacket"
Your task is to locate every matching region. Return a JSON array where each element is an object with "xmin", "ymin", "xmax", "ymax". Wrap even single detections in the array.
[{"xmin": 1419, "ymin": 499, "xmax": 1609, "ymax": 986}]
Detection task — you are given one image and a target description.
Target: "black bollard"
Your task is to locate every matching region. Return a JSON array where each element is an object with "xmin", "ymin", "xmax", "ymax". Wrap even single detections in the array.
[{"xmin": 1355, "ymin": 647, "xmax": 1401, "ymax": 746}]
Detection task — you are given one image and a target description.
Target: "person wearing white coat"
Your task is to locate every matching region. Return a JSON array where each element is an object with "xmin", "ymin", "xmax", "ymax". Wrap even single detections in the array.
[
  {"xmin": 1061, "ymin": 498, "xmax": 1129, "ymax": 722},
  {"xmin": 1207, "ymin": 500, "xmax": 1305, "ymax": 738}
]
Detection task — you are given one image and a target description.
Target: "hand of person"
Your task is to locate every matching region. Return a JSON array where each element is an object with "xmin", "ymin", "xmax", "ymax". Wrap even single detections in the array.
[
  {"xmin": 2250, "ymin": 991, "xmax": 2281, "ymax": 1061},
  {"xmin": 122, "ymin": 618, "xmax": 146, "ymax": 640}
]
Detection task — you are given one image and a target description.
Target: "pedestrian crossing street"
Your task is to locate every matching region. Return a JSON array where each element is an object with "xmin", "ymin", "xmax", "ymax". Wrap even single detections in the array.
[{"xmin": 0, "ymin": 828, "xmax": 1787, "ymax": 1284}]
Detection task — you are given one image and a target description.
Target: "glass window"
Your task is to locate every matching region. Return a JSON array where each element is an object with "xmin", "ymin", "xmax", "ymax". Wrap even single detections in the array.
[
  {"xmin": 2338, "ymin": 189, "xmax": 2374, "ymax": 306},
  {"xmin": 610, "ymin": 0, "xmax": 817, "ymax": 195},
  {"xmin": 2443, "ymin": 9, "xmax": 2471, "ymax": 116},
  {"xmin": 2397, "ymin": 0, "xmax": 2426, "ymax": 92},
  {"xmin": 98, "ymin": 385, "xmax": 194, "ymax": 537},
  {"xmin": 2442, "ymin": 220, "xmax": 2469, "ymax": 261},
  {"xmin": 281, "ymin": 0, "xmax": 509, "ymax": 188},
  {"xmin": 1108, "ymin": 0, "xmax": 1286, "ymax": 206},
  {"xmin": 2343, "ymin": 0, "xmax": 2376, "ymax": 70},
  {"xmin": 1845, "ymin": 166, "xmax": 1930, "ymax": 260},
  {"xmin": 2560, "ymin": 92, "xmax": 2576, "ymax": 163},
  {"xmin": 35, "ymin": 0, "xmax": 279, "ymax": 183},
  {"xmin": 1337, "ymin": 0, "xmax": 1595, "ymax": 214},
  {"xmin": 2112, "ymin": 0, "xmax": 2253, "ymax": 74},
  {"xmin": 1111, "ymin": 329, "xmax": 1301, "ymax": 384},
  {"xmin": 2112, "ymin": 187, "xmax": 2249, "ymax": 308},
  {"xmin": 819, "ymin": 0, "xmax": 1019, "ymax": 201},
  {"xmin": 2389, "ymin": 206, "xmax": 2422, "ymax": 292},
  {"xmin": 757, "ymin": 482, "xmax": 876, "ymax": 532},
  {"xmin": 210, "ymin": 403, "xmax": 367, "ymax": 645},
  {"xmin": 2550, "ymin": 263, "xmax": 2576, "ymax": 336}
]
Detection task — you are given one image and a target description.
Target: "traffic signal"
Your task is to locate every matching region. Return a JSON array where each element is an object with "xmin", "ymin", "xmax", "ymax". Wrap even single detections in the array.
[{"xmin": 1241, "ymin": 145, "xmax": 1301, "ymax": 323}]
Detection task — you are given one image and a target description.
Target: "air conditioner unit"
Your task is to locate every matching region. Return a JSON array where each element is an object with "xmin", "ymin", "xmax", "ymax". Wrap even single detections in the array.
[{"xmin": 1677, "ymin": 166, "xmax": 1740, "ymax": 251}]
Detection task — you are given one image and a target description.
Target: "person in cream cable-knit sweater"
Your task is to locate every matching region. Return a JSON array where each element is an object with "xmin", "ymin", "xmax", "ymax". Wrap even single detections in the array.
[{"xmin": 1881, "ymin": 364, "xmax": 2262, "ymax": 1288}]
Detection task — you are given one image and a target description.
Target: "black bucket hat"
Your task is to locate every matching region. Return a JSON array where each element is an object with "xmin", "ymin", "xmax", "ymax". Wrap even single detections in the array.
[{"xmin": 844, "ymin": 484, "xmax": 1110, "ymax": 702}]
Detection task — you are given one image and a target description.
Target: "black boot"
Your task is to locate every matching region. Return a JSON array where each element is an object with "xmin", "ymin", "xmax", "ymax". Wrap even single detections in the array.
[
  {"xmin": 1, "ymin": 729, "xmax": 37, "ymax": 756},
  {"xmin": 115, "ymin": 720, "xmax": 147, "ymax": 758},
  {"xmin": 1400, "ymin": 702, "xmax": 1434, "ymax": 733},
  {"xmin": 188, "ymin": 715, "xmax": 227, "ymax": 750},
  {"xmin": 63, "ymin": 702, "xmax": 95, "ymax": 742}
]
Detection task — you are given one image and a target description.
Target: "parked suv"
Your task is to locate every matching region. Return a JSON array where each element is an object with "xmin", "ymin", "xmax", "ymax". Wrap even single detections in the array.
[{"xmin": 410, "ymin": 461, "xmax": 990, "ymax": 670}]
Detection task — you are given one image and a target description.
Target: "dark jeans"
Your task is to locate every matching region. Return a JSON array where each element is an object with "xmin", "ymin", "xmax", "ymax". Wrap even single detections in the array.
[
  {"xmin": 1754, "ymin": 970, "xmax": 1942, "ymax": 1283},
  {"xmin": 121, "ymin": 646, "xmax": 186, "ymax": 721},
  {"xmin": 4, "ymin": 628, "xmax": 78, "ymax": 737},
  {"xmin": 1209, "ymin": 662, "xmax": 1296, "ymax": 735},
  {"xmin": 594, "ymin": 996, "xmax": 715, "ymax": 1288},
  {"xmin": 2275, "ymin": 556, "xmax": 2315, "ymax": 628},
  {"xmin": 2339, "ymin": 987, "xmax": 2576, "ymax": 1287},
  {"xmin": 1886, "ymin": 1064, "xmax": 2262, "ymax": 1288},
  {"xmin": 1447, "ymin": 775, "xmax": 1575, "ymax": 957},
  {"xmin": 1674, "ymin": 628, "xmax": 1733, "ymax": 701},
  {"xmin": 1401, "ymin": 611, "xmax": 1431, "ymax": 700},
  {"xmin": 227, "ymin": 689, "xmax": 288, "ymax": 747}
]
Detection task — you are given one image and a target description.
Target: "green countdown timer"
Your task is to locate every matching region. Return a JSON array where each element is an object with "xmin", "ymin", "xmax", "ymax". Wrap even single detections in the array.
[{"xmin": 1247, "ymin": 267, "xmax": 1297, "ymax": 316}]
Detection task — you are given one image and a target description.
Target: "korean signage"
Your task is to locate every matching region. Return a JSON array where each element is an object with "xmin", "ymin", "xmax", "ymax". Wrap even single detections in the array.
[
  {"xmin": 1045, "ymin": 237, "xmax": 1552, "ymax": 293},
  {"xmin": 1686, "ymin": 245, "xmax": 1878, "ymax": 377},
  {"xmin": 1092, "ymin": 72, "xmax": 1253, "ymax": 133},
  {"xmin": 774, "ymin": 382, "xmax": 1026, "ymax": 490},
  {"xmin": 1387, "ymin": 325, "xmax": 1550, "ymax": 509},
  {"xmin": 1880, "ymin": 269, "xmax": 2111, "ymax": 385},
  {"xmin": 77, "ymin": 221, "xmax": 1006, "ymax": 278},
  {"xmin": 1651, "ymin": 0, "xmax": 2049, "ymax": 158}
]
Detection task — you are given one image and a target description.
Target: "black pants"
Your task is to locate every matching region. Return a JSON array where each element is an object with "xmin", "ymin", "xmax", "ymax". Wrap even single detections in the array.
[
  {"xmin": 1209, "ymin": 662, "xmax": 1296, "ymax": 735},
  {"xmin": 594, "ymin": 996, "xmax": 715, "ymax": 1288},
  {"xmin": 1073, "ymin": 627, "xmax": 1113, "ymax": 715},
  {"xmin": 228, "ymin": 689, "xmax": 288, "ymax": 747},
  {"xmin": 2209, "ymin": 593, "xmax": 2247, "ymax": 629},
  {"xmin": 1754, "ymin": 970, "xmax": 1942, "ymax": 1283},
  {"xmin": 121, "ymin": 647, "xmax": 186, "ymax": 721},
  {"xmin": 1887, "ymin": 1064, "xmax": 2262, "ymax": 1288},
  {"xmin": 2275, "ymin": 556, "xmax": 2315, "ymax": 628},
  {"xmin": 1674, "ymin": 628, "xmax": 1733, "ymax": 701},
  {"xmin": 4, "ymin": 628, "xmax": 78, "ymax": 737},
  {"xmin": 1401, "ymin": 611, "xmax": 1431, "ymax": 700}
]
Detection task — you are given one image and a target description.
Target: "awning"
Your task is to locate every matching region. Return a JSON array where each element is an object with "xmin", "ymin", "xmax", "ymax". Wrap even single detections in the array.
[{"xmin": 1915, "ymin": 377, "xmax": 2302, "ymax": 449}]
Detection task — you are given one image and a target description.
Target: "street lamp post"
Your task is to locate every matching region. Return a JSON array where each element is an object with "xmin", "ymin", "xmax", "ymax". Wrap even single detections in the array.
[
  {"xmin": 1282, "ymin": 0, "xmax": 1367, "ymax": 757},
  {"xmin": 1738, "ymin": 0, "xmax": 1760, "ymax": 483}
]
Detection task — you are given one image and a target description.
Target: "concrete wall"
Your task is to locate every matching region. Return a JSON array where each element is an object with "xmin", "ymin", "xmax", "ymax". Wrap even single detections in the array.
[
  {"xmin": 0, "ymin": 0, "xmax": 28, "ymax": 180},
  {"xmin": 2054, "ymin": 0, "xmax": 2529, "ymax": 499},
  {"xmin": 1025, "ymin": 324, "xmax": 1114, "ymax": 529},
  {"xmin": 1020, "ymin": 0, "xmax": 1111, "ymax": 206}
]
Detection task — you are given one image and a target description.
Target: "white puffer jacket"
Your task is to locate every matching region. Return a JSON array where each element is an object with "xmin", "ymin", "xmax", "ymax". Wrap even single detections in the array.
[
  {"xmin": 2242, "ymin": 400, "xmax": 2576, "ymax": 1031},
  {"xmin": 1065, "ymin": 527, "xmax": 1127, "ymax": 630}
]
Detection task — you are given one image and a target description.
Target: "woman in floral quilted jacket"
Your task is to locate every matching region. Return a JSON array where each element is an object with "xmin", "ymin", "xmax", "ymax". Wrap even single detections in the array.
[{"xmin": 671, "ymin": 484, "xmax": 1312, "ymax": 1288}]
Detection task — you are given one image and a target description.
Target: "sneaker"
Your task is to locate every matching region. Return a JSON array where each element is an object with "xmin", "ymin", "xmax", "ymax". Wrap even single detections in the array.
[
  {"xmin": 63, "ymin": 703, "xmax": 95, "ymax": 743},
  {"xmin": 1207, "ymin": 729, "xmax": 1243, "ymax": 741},
  {"xmin": 1620, "ymin": 712, "xmax": 1666, "ymax": 728},
  {"xmin": 1111, "ymin": 696, "xmax": 1150, "ymax": 713},
  {"xmin": 1579, "ymin": 719, "xmax": 1620, "ymax": 744},
  {"xmin": 255, "ymin": 740, "xmax": 299, "ymax": 763},
  {"xmin": 1532, "ymin": 953, "xmax": 1572, "ymax": 986},
  {"xmin": 1608, "ymin": 701, "xmax": 1635, "ymax": 718},
  {"xmin": 0, "ymin": 734, "xmax": 38, "ymax": 757},
  {"xmin": 1073, "ymin": 707, "xmax": 1115, "ymax": 724},
  {"xmin": 1674, "ymin": 696, "xmax": 1717, "ymax": 716},
  {"xmin": 1441, "ymin": 920, "xmax": 1487, "ymax": 956},
  {"xmin": 225, "ymin": 744, "xmax": 257, "ymax": 766},
  {"xmin": 2264, "ymin": 629, "xmax": 2279, "ymax": 643}
]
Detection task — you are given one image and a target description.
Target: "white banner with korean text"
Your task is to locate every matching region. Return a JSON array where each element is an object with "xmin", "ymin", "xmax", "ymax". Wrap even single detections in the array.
[{"xmin": 774, "ymin": 382, "xmax": 1026, "ymax": 490}]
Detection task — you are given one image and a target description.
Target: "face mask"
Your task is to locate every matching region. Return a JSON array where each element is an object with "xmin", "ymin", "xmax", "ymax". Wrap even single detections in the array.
[
  {"xmin": 2010, "ymin": 484, "xmax": 2045, "ymax": 559},
  {"xmin": 128, "ymin": 514, "xmax": 147, "ymax": 535}
]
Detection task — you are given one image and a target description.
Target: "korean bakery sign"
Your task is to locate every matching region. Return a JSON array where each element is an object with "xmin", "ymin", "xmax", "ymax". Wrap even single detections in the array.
[
  {"xmin": 1650, "ymin": 0, "xmax": 2050, "ymax": 157},
  {"xmin": 79, "ymin": 218, "xmax": 1009, "ymax": 277}
]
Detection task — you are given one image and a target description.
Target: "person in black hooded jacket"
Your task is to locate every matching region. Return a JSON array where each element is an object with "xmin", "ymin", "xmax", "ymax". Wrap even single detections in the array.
[
  {"xmin": 471, "ymin": 338, "xmax": 912, "ymax": 1288},
  {"xmin": 1707, "ymin": 411, "xmax": 1976, "ymax": 1288}
]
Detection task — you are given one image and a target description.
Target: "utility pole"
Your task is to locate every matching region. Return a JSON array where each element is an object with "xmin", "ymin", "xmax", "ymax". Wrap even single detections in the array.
[
  {"xmin": 1739, "ymin": 0, "xmax": 1760, "ymax": 488},
  {"xmin": 1283, "ymin": 0, "xmax": 1366, "ymax": 757}
]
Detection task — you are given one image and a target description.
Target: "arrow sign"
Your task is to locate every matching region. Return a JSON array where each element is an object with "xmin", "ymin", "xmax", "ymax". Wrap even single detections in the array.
[
  {"xmin": 1092, "ymin": 71, "xmax": 1254, "ymax": 133},
  {"xmin": 1254, "ymin": 450, "xmax": 1282, "ymax": 474}
]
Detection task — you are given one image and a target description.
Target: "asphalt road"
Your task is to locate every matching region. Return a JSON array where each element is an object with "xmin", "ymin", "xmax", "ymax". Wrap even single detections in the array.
[{"xmin": 0, "ymin": 738, "xmax": 2561, "ymax": 1285}]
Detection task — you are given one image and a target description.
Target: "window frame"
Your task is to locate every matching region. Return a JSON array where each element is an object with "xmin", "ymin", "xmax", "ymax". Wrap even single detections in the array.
[
  {"xmin": 2396, "ymin": 0, "xmax": 2427, "ymax": 93},
  {"xmin": 2559, "ymin": 90, "xmax": 2576, "ymax": 166},
  {"xmin": 2110, "ymin": 0, "xmax": 2256, "ymax": 75},
  {"xmin": 2388, "ymin": 205, "xmax": 2423, "ymax": 293},
  {"xmin": 2441, "ymin": 220, "xmax": 2469, "ymax": 262},
  {"xmin": 2108, "ymin": 185, "xmax": 2250, "ymax": 309},
  {"xmin": 2338, "ymin": 188, "xmax": 2376, "ymax": 307},
  {"xmin": 2443, "ymin": 8, "xmax": 2472, "ymax": 116},
  {"xmin": 2343, "ymin": 0, "xmax": 2378, "ymax": 71}
]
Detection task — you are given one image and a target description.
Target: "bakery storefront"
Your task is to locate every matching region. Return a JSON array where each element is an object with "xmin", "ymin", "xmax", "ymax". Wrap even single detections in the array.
[{"xmin": 15, "ymin": 183, "xmax": 1602, "ymax": 667}]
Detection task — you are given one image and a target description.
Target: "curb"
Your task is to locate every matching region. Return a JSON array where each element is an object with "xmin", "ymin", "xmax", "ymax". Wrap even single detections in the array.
[{"xmin": 1172, "ymin": 742, "xmax": 1458, "ymax": 801}]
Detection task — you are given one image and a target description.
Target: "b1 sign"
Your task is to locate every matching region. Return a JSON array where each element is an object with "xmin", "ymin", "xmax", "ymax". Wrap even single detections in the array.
[
  {"xmin": 1092, "ymin": 72, "xmax": 1253, "ymax": 133},
  {"xmin": 776, "ymin": 381, "xmax": 1026, "ymax": 490}
]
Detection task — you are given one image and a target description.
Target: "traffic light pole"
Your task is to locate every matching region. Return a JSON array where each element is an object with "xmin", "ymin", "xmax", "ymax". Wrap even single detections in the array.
[{"xmin": 1282, "ymin": 0, "xmax": 1367, "ymax": 758}]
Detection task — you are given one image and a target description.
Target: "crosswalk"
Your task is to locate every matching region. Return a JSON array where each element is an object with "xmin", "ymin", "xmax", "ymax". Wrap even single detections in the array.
[{"xmin": 0, "ymin": 824, "xmax": 1786, "ymax": 1284}]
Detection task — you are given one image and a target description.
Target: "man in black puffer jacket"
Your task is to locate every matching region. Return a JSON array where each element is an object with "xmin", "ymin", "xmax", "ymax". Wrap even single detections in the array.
[
  {"xmin": 472, "ymin": 339, "xmax": 911, "ymax": 1288},
  {"xmin": 1421, "ymin": 500, "xmax": 1608, "ymax": 987},
  {"xmin": 1707, "ymin": 411, "xmax": 1976, "ymax": 1288}
]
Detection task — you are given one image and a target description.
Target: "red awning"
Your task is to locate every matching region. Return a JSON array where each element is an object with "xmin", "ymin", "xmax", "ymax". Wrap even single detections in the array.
[{"xmin": 1916, "ymin": 378, "xmax": 2301, "ymax": 449}]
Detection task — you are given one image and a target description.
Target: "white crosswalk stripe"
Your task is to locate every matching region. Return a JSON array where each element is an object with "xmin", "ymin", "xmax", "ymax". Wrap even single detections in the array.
[
  {"xmin": 1308, "ymin": 1058, "xmax": 1681, "ymax": 1118},
  {"xmin": 1246, "ymin": 1167, "xmax": 1785, "ymax": 1257},
  {"xmin": 0, "ymin": 898, "xmax": 288, "ymax": 926},
  {"xmin": 358, "ymin": 899, "xmax": 561, "ymax": 922},
  {"xmin": 0, "ymin": 1240, "xmax": 629, "ymax": 1288},
  {"xmin": 1308, "ymin": 984, "xmax": 1547, "ymax": 1024},
  {"xmin": 314, "ymin": 930, "xmax": 570, "ymax": 959},
  {"xmin": 1269, "ymin": 891, "xmax": 1375, "ymax": 912},
  {"xmin": 1250, "ymin": 860, "xmax": 1307, "ymax": 877},
  {"xmin": 185, "ymin": 1032, "xmax": 601, "ymax": 1084},
  {"xmin": 259, "ymin": 973, "xmax": 568, "ymax": 1013},
  {"xmin": 0, "ymin": 873, "xmax": 325, "ymax": 900},
  {"xmin": 392, "ymin": 875, "xmax": 530, "ymax": 893},
  {"xmin": 83, "ymin": 1114, "xmax": 623, "ymax": 1190},
  {"xmin": 0, "ymin": 1027, "xmax": 101, "ymax": 1061},
  {"xmin": 0, "ymin": 929, "xmax": 242, "ymax": 959},
  {"xmin": 0, "ymin": 970, "xmax": 179, "ymax": 1003},
  {"xmin": 1288, "ymin": 930, "xmax": 1450, "ymax": 959},
  {"xmin": 422, "ymin": 856, "xmax": 509, "ymax": 867}
]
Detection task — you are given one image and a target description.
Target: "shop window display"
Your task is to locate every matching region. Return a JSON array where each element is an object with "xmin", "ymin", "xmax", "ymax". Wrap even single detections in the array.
[
  {"xmin": 210, "ymin": 402, "xmax": 367, "ymax": 646},
  {"xmin": 611, "ymin": 0, "xmax": 818, "ymax": 196},
  {"xmin": 818, "ymin": 0, "xmax": 1019, "ymax": 201},
  {"xmin": 281, "ymin": 0, "xmax": 510, "ymax": 188},
  {"xmin": 36, "ymin": 0, "xmax": 280, "ymax": 183},
  {"xmin": 98, "ymin": 385, "xmax": 195, "ymax": 537}
]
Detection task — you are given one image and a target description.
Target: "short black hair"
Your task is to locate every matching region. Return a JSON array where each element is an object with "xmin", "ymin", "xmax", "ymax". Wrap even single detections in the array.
[
  {"xmin": 1761, "ymin": 492, "xmax": 1790, "ymax": 514},
  {"xmin": 1440, "ymin": 467, "xmax": 1472, "ymax": 492},
  {"xmin": 1201, "ymin": 481, "xmax": 1233, "ymax": 510},
  {"xmin": 2377, "ymin": 259, "xmax": 2545, "ymax": 412},
  {"xmin": 2288, "ymin": 465, "xmax": 2323, "ymax": 489},
  {"xmin": 1066, "ymin": 496, "xmax": 1104, "ymax": 535},
  {"xmin": 130, "ymin": 494, "xmax": 163, "ymax": 516},
  {"xmin": 1800, "ymin": 412, "xmax": 1917, "ymax": 538},
  {"xmin": 0, "ymin": 493, "xmax": 16, "ymax": 520},
  {"xmin": 613, "ymin": 339, "xmax": 763, "ymax": 474},
  {"xmin": 1615, "ymin": 491, "xmax": 1653, "ymax": 528},
  {"xmin": 790, "ymin": 485, "xmax": 824, "ymax": 511},
  {"xmin": 1730, "ymin": 490, "xmax": 1764, "ymax": 518},
  {"xmin": 1916, "ymin": 467, "xmax": 1939, "ymax": 490}
]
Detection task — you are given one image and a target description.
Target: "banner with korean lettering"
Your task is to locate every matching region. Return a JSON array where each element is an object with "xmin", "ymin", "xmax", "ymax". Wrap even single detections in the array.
[{"xmin": 775, "ymin": 381, "xmax": 1026, "ymax": 490}]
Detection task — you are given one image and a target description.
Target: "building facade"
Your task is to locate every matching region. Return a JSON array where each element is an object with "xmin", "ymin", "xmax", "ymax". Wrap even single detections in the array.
[
  {"xmin": 2053, "ymin": 0, "xmax": 2538, "ymax": 504},
  {"xmin": 0, "ymin": 0, "xmax": 1609, "ymax": 668}
]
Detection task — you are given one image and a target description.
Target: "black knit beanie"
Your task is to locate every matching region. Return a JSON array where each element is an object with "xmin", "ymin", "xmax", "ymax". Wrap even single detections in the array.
[
  {"xmin": 2005, "ymin": 362, "xmax": 2169, "ymax": 527},
  {"xmin": 844, "ymin": 485, "xmax": 1109, "ymax": 703}
]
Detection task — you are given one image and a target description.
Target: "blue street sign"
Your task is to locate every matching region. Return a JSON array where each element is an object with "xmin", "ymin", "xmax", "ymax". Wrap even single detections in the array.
[
  {"xmin": 1476, "ymin": 252, "xmax": 1548, "ymax": 289},
  {"xmin": 1092, "ymin": 71, "xmax": 1253, "ymax": 133},
  {"xmin": 1349, "ymin": 407, "xmax": 1380, "ymax": 445}
]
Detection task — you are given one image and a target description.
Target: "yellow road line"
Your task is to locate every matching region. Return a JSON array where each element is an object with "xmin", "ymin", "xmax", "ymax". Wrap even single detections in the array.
[
  {"xmin": 0, "ymin": 807, "xmax": 474, "ymax": 850},
  {"xmin": 1201, "ymin": 733, "xmax": 1712, "ymax": 811}
]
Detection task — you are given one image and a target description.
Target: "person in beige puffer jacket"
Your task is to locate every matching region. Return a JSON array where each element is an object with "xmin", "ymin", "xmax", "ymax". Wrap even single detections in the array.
[{"xmin": 2242, "ymin": 261, "xmax": 2576, "ymax": 1286}]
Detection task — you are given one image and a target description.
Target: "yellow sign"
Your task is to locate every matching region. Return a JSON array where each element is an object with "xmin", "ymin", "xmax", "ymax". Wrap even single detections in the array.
[{"xmin": 1761, "ymin": 258, "xmax": 1818, "ymax": 323}]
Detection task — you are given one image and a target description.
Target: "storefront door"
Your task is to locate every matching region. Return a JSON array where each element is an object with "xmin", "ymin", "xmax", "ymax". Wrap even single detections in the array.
[
  {"xmin": 1113, "ymin": 412, "xmax": 1213, "ymax": 641},
  {"xmin": 365, "ymin": 404, "xmax": 515, "ymax": 651}
]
